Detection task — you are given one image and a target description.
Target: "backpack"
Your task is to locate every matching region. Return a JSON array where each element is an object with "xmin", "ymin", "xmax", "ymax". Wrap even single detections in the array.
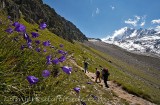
[{"xmin": 102, "ymin": 68, "xmax": 109, "ymax": 76}]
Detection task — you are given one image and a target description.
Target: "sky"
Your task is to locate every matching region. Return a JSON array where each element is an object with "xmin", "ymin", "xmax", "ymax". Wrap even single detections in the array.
[{"xmin": 43, "ymin": 0, "xmax": 160, "ymax": 38}]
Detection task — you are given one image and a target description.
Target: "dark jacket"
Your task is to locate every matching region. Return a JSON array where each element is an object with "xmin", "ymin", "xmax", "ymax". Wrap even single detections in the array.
[{"xmin": 102, "ymin": 68, "xmax": 110, "ymax": 77}]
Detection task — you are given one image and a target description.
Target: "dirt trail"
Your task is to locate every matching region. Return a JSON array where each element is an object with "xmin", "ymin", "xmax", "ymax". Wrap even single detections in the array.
[
  {"xmin": 68, "ymin": 56, "xmax": 156, "ymax": 105},
  {"xmin": 86, "ymin": 72, "xmax": 155, "ymax": 105}
]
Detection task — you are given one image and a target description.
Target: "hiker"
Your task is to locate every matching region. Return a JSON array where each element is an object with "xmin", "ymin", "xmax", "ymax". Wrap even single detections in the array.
[
  {"xmin": 83, "ymin": 60, "xmax": 89, "ymax": 73},
  {"xmin": 100, "ymin": 66, "xmax": 110, "ymax": 88},
  {"xmin": 95, "ymin": 68, "xmax": 101, "ymax": 83}
]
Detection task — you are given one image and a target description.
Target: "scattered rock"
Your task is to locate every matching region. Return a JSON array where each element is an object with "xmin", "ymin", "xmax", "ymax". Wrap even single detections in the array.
[
  {"xmin": 82, "ymin": 85, "xmax": 86, "ymax": 89},
  {"xmin": 108, "ymin": 60, "xmax": 112, "ymax": 63}
]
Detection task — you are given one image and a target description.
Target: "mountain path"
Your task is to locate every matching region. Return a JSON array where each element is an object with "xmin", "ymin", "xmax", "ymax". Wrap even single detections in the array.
[{"xmin": 68, "ymin": 55, "xmax": 156, "ymax": 105}]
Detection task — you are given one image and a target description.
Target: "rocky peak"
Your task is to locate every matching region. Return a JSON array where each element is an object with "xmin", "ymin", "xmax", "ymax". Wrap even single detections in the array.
[{"xmin": 1, "ymin": 0, "xmax": 88, "ymax": 42}]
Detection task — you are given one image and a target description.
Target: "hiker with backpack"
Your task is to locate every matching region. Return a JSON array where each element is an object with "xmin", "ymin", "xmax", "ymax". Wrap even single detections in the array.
[
  {"xmin": 100, "ymin": 65, "xmax": 110, "ymax": 88},
  {"xmin": 95, "ymin": 68, "xmax": 101, "ymax": 83}
]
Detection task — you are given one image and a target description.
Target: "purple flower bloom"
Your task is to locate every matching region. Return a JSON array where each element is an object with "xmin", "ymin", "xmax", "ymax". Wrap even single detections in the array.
[
  {"xmin": 12, "ymin": 22, "xmax": 20, "ymax": 27},
  {"xmin": 36, "ymin": 47, "xmax": 40, "ymax": 52},
  {"xmin": 59, "ymin": 55, "xmax": 66, "ymax": 62},
  {"xmin": 43, "ymin": 41, "xmax": 50, "ymax": 46},
  {"xmin": 27, "ymin": 38, "xmax": 32, "ymax": 44},
  {"xmin": 61, "ymin": 66, "xmax": 72, "ymax": 74},
  {"xmin": 15, "ymin": 24, "xmax": 26, "ymax": 32},
  {"xmin": 91, "ymin": 94, "xmax": 98, "ymax": 100},
  {"xmin": 26, "ymin": 76, "xmax": 39, "ymax": 85},
  {"xmin": 81, "ymin": 101, "xmax": 86, "ymax": 105},
  {"xmin": 58, "ymin": 50, "xmax": 67, "ymax": 55},
  {"xmin": 73, "ymin": 87, "xmax": 80, "ymax": 93},
  {"xmin": 23, "ymin": 33, "xmax": 30, "ymax": 40},
  {"xmin": 43, "ymin": 49, "xmax": 47, "ymax": 52},
  {"xmin": 31, "ymin": 32, "xmax": 39, "ymax": 38},
  {"xmin": 39, "ymin": 22, "xmax": 47, "ymax": 30},
  {"xmin": 35, "ymin": 40, "xmax": 40, "ymax": 44},
  {"xmin": 46, "ymin": 55, "xmax": 52, "ymax": 65},
  {"xmin": 52, "ymin": 58, "xmax": 59, "ymax": 64},
  {"xmin": 58, "ymin": 50, "xmax": 64, "ymax": 54},
  {"xmin": 59, "ymin": 44, "xmax": 63, "ymax": 47},
  {"xmin": 27, "ymin": 42, "xmax": 32, "ymax": 49},
  {"xmin": 23, "ymin": 33, "xmax": 32, "ymax": 48},
  {"xmin": 8, "ymin": 16, "xmax": 11, "ymax": 19},
  {"xmin": 5, "ymin": 28, "xmax": 13, "ymax": 34},
  {"xmin": 42, "ymin": 70, "xmax": 50, "ymax": 77},
  {"xmin": 63, "ymin": 51, "xmax": 67, "ymax": 55},
  {"xmin": 21, "ymin": 45, "xmax": 25, "ymax": 50}
]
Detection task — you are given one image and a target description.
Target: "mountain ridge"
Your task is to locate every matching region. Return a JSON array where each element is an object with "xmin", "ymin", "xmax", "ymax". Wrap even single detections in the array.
[
  {"xmin": 0, "ymin": 0, "xmax": 87, "ymax": 42},
  {"xmin": 102, "ymin": 27, "xmax": 160, "ymax": 57}
]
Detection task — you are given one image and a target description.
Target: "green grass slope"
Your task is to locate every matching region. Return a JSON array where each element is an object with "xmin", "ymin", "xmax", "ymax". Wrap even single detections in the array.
[
  {"xmin": 0, "ymin": 13, "xmax": 128, "ymax": 105},
  {"xmin": 81, "ymin": 41, "xmax": 160, "ymax": 104}
]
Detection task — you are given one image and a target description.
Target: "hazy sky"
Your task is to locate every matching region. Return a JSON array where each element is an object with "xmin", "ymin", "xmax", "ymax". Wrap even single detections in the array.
[{"xmin": 43, "ymin": 0, "xmax": 160, "ymax": 38}]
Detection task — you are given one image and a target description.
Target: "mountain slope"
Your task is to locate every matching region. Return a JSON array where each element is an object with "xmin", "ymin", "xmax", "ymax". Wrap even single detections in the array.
[
  {"xmin": 102, "ymin": 27, "xmax": 160, "ymax": 56},
  {"xmin": 0, "ymin": 12, "xmax": 130, "ymax": 105},
  {"xmin": 0, "ymin": 0, "xmax": 87, "ymax": 42},
  {"xmin": 83, "ymin": 40, "xmax": 160, "ymax": 104},
  {"xmin": 1, "ymin": 5, "xmax": 160, "ymax": 105}
]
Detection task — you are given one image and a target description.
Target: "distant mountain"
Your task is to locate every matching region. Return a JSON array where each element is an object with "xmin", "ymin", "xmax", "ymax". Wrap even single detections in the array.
[
  {"xmin": 0, "ymin": 0, "xmax": 87, "ymax": 42},
  {"xmin": 88, "ymin": 38, "xmax": 102, "ymax": 42},
  {"xmin": 102, "ymin": 27, "xmax": 160, "ymax": 56}
]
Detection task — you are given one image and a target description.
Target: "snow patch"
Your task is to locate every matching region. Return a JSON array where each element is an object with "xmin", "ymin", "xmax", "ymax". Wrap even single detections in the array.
[{"xmin": 102, "ymin": 27, "xmax": 160, "ymax": 56}]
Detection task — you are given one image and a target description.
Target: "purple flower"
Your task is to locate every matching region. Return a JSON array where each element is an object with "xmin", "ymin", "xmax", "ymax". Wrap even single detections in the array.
[
  {"xmin": 35, "ymin": 40, "xmax": 40, "ymax": 44},
  {"xmin": 8, "ymin": 16, "xmax": 11, "ymax": 19},
  {"xmin": 12, "ymin": 22, "xmax": 20, "ymax": 27},
  {"xmin": 58, "ymin": 50, "xmax": 64, "ymax": 54},
  {"xmin": 81, "ymin": 101, "xmax": 86, "ymax": 105},
  {"xmin": 61, "ymin": 66, "xmax": 72, "ymax": 74},
  {"xmin": 46, "ymin": 55, "xmax": 52, "ymax": 65},
  {"xmin": 36, "ymin": 47, "xmax": 40, "ymax": 52},
  {"xmin": 5, "ymin": 28, "xmax": 13, "ymax": 34},
  {"xmin": 26, "ymin": 76, "xmax": 39, "ymax": 85},
  {"xmin": 27, "ymin": 42, "xmax": 32, "ymax": 49},
  {"xmin": 58, "ymin": 50, "xmax": 67, "ymax": 55},
  {"xmin": 43, "ymin": 49, "xmax": 47, "ymax": 52},
  {"xmin": 15, "ymin": 24, "xmax": 26, "ymax": 32},
  {"xmin": 43, "ymin": 41, "xmax": 50, "ymax": 46},
  {"xmin": 31, "ymin": 32, "xmax": 39, "ymax": 38},
  {"xmin": 27, "ymin": 37, "xmax": 32, "ymax": 44},
  {"xmin": 91, "ymin": 94, "xmax": 98, "ymax": 100},
  {"xmin": 52, "ymin": 58, "xmax": 59, "ymax": 64},
  {"xmin": 21, "ymin": 45, "xmax": 25, "ymax": 50},
  {"xmin": 59, "ymin": 44, "xmax": 63, "ymax": 47},
  {"xmin": 63, "ymin": 51, "xmax": 67, "ymax": 55},
  {"xmin": 39, "ymin": 22, "xmax": 47, "ymax": 30},
  {"xmin": 73, "ymin": 87, "xmax": 80, "ymax": 93},
  {"xmin": 59, "ymin": 55, "xmax": 66, "ymax": 62},
  {"xmin": 23, "ymin": 33, "xmax": 32, "ymax": 48},
  {"xmin": 42, "ymin": 70, "xmax": 50, "ymax": 77},
  {"xmin": 23, "ymin": 33, "xmax": 30, "ymax": 40}
]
